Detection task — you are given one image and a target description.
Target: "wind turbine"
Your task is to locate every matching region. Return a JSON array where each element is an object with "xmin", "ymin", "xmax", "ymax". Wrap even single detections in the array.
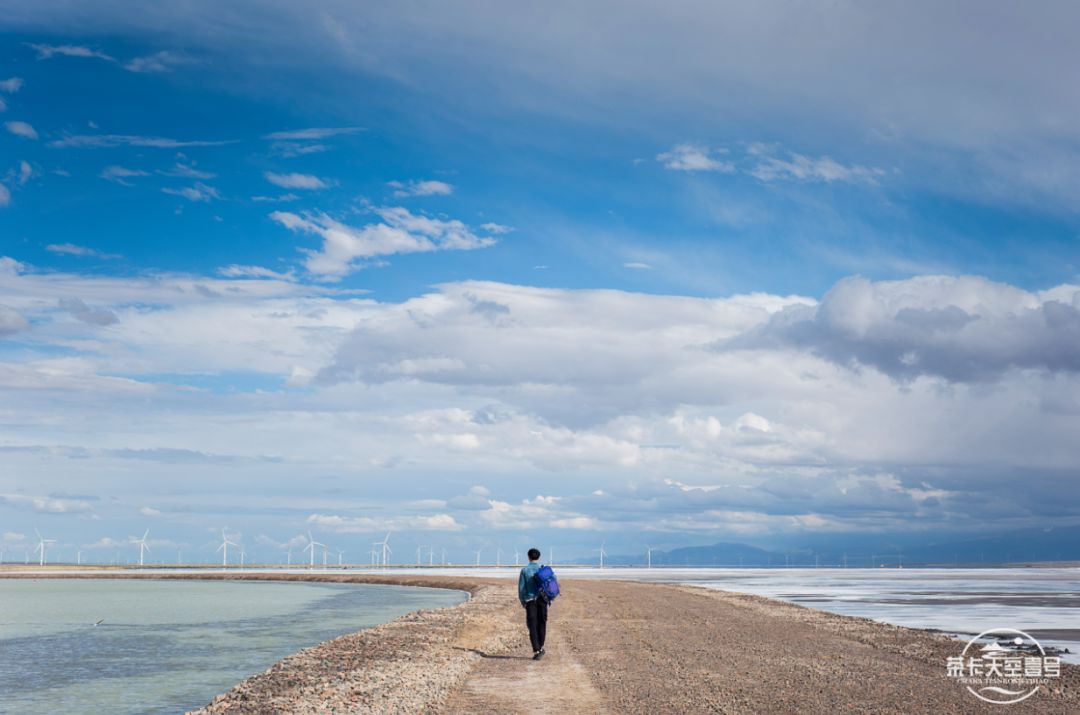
[
  {"xmin": 375, "ymin": 532, "xmax": 392, "ymax": 567},
  {"xmin": 286, "ymin": 547, "xmax": 292, "ymax": 566},
  {"xmin": 428, "ymin": 547, "xmax": 435, "ymax": 566},
  {"xmin": 217, "ymin": 529, "xmax": 238, "ymax": 567},
  {"xmin": 645, "ymin": 545, "xmax": 652, "ymax": 569},
  {"xmin": 136, "ymin": 529, "xmax": 151, "ymax": 567},
  {"xmin": 474, "ymin": 548, "xmax": 482, "ymax": 567},
  {"xmin": 338, "ymin": 549, "xmax": 345, "ymax": 567},
  {"xmin": 240, "ymin": 546, "xmax": 247, "ymax": 568},
  {"xmin": 370, "ymin": 544, "xmax": 378, "ymax": 566},
  {"xmin": 513, "ymin": 548, "xmax": 521, "ymax": 566},
  {"xmin": 597, "ymin": 541, "xmax": 607, "ymax": 569},
  {"xmin": 549, "ymin": 546, "xmax": 554, "ymax": 566},
  {"xmin": 34, "ymin": 529, "xmax": 55, "ymax": 566},
  {"xmin": 441, "ymin": 547, "xmax": 447, "ymax": 565},
  {"xmin": 304, "ymin": 531, "xmax": 325, "ymax": 569}
]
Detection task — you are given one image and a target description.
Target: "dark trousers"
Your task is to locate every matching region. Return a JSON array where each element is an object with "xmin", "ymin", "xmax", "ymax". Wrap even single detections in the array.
[{"xmin": 525, "ymin": 597, "xmax": 548, "ymax": 652}]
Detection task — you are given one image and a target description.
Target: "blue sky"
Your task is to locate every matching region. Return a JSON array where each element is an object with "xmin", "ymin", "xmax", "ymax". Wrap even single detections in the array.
[{"xmin": 2, "ymin": 2, "xmax": 1080, "ymax": 564}]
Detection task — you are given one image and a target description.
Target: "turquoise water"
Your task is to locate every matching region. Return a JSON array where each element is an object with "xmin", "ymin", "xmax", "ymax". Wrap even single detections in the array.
[{"xmin": 0, "ymin": 579, "xmax": 466, "ymax": 714}]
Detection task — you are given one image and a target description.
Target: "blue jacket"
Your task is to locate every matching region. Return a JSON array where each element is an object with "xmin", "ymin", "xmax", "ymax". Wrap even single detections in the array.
[{"xmin": 518, "ymin": 562, "xmax": 541, "ymax": 604}]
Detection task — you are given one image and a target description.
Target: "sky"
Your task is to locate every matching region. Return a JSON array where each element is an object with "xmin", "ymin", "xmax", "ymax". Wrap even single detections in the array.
[{"xmin": 2, "ymin": 2, "xmax": 1080, "ymax": 565}]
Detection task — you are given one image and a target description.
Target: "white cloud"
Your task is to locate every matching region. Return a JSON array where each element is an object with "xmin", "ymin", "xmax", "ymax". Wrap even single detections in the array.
[
  {"xmin": 50, "ymin": 134, "xmax": 232, "ymax": 149},
  {"xmin": 0, "ymin": 184, "xmax": 9, "ymax": 207},
  {"xmin": 139, "ymin": 506, "xmax": 162, "ymax": 516},
  {"xmin": 0, "ymin": 77, "xmax": 22, "ymax": 93},
  {"xmin": 264, "ymin": 172, "xmax": 329, "ymax": 190},
  {"xmin": 264, "ymin": 127, "xmax": 364, "ymax": 140},
  {"xmin": 0, "ymin": 493, "xmax": 93, "ymax": 514},
  {"xmin": 217, "ymin": 265, "xmax": 296, "ymax": 281},
  {"xmin": 718, "ymin": 275, "xmax": 1080, "ymax": 382},
  {"xmin": 623, "ymin": 261, "xmax": 651, "ymax": 270},
  {"xmin": 58, "ymin": 297, "xmax": 119, "ymax": 326},
  {"xmin": 14, "ymin": 160, "xmax": 34, "ymax": 185},
  {"xmin": 159, "ymin": 161, "xmax": 215, "ymax": 180},
  {"xmin": 749, "ymin": 147, "xmax": 885, "ymax": 184},
  {"xmin": 27, "ymin": 43, "xmax": 114, "ymax": 62},
  {"xmin": 657, "ymin": 143, "xmax": 734, "ymax": 172},
  {"xmin": 270, "ymin": 207, "xmax": 498, "ymax": 278},
  {"xmin": 0, "ymin": 304, "xmax": 29, "ymax": 336},
  {"xmin": 5, "ymin": 121, "xmax": 38, "ymax": 140},
  {"xmin": 480, "ymin": 222, "xmax": 514, "ymax": 235},
  {"xmin": 99, "ymin": 165, "xmax": 150, "ymax": 185},
  {"xmin": 45, "ymin": 243, "xmax": 121, "ymax": 259},
  {"xmin": 388, "ymin": 179, "xmax": 453, "ymax": 198},
  {"xmin": 306, "ymin": 513, "xmax": 463, "ymax": 532},
  {"xmin": 251, "ymin": 193, "xmax": 300, "ymax": 203},
  {"xmin": 162, "ymin": 183, "xmax": 220, "ymax": 202},
  {"xmin": 124, "ymin": 51, "xmax": 196, "ymax": 73},
  {"xmin": 269, "ymin": 142, "xmax": 329, "ymax": 158}
]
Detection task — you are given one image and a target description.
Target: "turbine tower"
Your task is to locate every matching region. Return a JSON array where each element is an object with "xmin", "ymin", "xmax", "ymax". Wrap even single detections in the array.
[
  {"xmin": 645, "ymin": 545, "xmax": 652, "ymax": 569},
  {"xmin": 375, "ymin": 532, "xmax": 392, "ymax": 567},
  {"xmin": 217, "ymin": 529, "xmax": 238, "ymax": 568},
  {"xmin": 597, "ymin": 541, "xmax": 607, "ymax": 569},
  {"xmin": 513, "ymin": 548, "xmax": 520, "ymax": 566},
  {"xmin": 338, "ymin": 549, "xmax": 344, "ymax": 567},
  {"xmin": 304, "ymin": 531, "xmax": 325, "ymax": 569},
  {"xmin": 136, "ymin": 529, "xmax": 151, "ymax": 567},
  {"xmin": 34, "ymin": 529, "xmax": 55, "ymax": 567},
  {"xmin": 474, "ymin": 548, "xmax": 482, "ymax": 567}
]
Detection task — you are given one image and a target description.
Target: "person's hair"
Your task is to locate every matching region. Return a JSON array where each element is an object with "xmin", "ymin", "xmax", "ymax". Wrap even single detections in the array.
[{"xmin": 527, "ymin": 548, "xmax": 541, "ymax": 561}]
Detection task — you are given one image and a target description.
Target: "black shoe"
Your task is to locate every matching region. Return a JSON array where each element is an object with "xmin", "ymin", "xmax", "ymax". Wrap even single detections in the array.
[{"xmin": 532, "ymin": 650, "xmax": 544, "ymax": 660}]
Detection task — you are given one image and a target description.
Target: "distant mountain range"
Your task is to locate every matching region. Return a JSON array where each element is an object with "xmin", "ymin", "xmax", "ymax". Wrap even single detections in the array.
[{"xmin": 568, "ymin": 524, "xmax": 1080, "ymax": 567}]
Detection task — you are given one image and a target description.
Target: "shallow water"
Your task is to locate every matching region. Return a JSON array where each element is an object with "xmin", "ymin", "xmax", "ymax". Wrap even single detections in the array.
[{"xmin": 0, "ymin": 579, "xmax": 465, "ymax": 714}]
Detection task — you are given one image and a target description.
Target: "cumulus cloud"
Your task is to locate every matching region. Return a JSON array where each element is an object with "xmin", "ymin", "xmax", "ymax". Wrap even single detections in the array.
[
  {"xmin": 270, "ymin": 207, "xmax": 498, "ymax": 278},
  {"xmin": 623, "ymin": 261, "xmax": 651, "ymax": 269},
  {"xmin": 5, "ymin": 121, "xmax": 38, "ymax": 139},
  {"xmin": 657, "ymin": 143, "xmax": 734, "ymax": 172},
  {"xmin": 0, "ymin": 77, "xmax": 22, "ymax": 93},
  {"xmin": 388, "ymin": 179, "xmax": 453, "ymax": 198},
  {"xmin": 717, "ymin": 275, "xmax": 1080, "ymax": 382},
  {"xmin": 264, "ymin": 171, "xmax": 328, "ymax": 190}
]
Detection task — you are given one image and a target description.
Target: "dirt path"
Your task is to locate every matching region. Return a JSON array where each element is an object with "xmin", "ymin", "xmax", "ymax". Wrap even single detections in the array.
[{"xmin": 442, "ymin": 591, "xmax": 610, "ymax": 714}]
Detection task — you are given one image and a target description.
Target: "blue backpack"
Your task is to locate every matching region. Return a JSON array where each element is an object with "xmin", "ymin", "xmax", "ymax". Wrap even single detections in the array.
[{"xmin": 534, "ymin": 564, "xmax": 560, "ymax": 602}]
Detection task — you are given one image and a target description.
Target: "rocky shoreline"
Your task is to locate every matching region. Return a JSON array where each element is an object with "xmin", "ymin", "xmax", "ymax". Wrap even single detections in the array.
[{"xmin": 185, "ymin": 575, "xmax": 522, "ymax": 714}]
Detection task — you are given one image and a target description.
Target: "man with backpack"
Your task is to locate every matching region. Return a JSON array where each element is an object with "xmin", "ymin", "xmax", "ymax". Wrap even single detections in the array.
[{"xmin": 518, "ymin": 547, "xmax": 558, "ymax": 660}]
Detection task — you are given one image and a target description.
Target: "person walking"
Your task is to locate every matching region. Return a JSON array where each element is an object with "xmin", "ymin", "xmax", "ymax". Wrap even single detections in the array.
[{"xmin": 518, "ymin": 547, "xmax": 548, "ymax": 660}]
